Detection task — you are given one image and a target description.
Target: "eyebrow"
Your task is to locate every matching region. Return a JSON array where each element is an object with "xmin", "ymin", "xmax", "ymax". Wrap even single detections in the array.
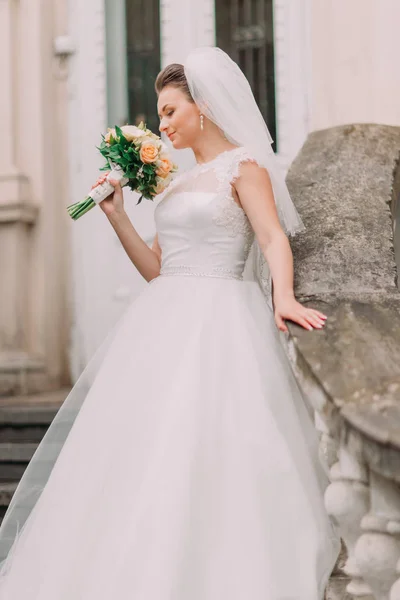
[{"xmin": 158, "ymin": 104, "xmax": 171, "ymax": 118}]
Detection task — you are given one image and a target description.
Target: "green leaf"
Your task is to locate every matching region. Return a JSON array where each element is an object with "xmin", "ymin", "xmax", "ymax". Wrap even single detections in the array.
[{"xmin": 115, "ymin": 125, "xmax": 127, "ymax": 145}]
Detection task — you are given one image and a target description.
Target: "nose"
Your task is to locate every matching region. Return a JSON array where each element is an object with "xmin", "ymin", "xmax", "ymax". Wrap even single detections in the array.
[{"xmin": 159, "ymin": 117, "xmax": 167, "ymax": 133}]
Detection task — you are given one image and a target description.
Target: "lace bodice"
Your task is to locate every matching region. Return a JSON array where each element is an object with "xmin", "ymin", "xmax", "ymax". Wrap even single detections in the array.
[{"xmin": 154, "ymin": 146, "xmax": 258, "ymax": 280}]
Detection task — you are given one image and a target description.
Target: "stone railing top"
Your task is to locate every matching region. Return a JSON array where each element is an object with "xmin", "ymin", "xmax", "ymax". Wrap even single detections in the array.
[
  {"xmin": 288, "ymin": 123, "xmax": 400, "ymax": 301},
  {"xmin": 285, "ymin": 123, "xmax": 400, "ymax": 460}
]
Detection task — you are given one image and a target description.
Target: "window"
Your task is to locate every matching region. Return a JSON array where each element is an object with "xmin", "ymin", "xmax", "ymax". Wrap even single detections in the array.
[
  {"xmin": 125, "ymin": 0, "xmax": 161, "ymax": 132},
  {"xmin": 215, "ymin": 0, "xmax": 277, "ymax": 151}
]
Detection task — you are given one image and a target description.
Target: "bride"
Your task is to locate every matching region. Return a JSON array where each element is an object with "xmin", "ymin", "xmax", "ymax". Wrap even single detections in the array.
[{"xmin": 0, "ymin": 47, "xmax": 340, "ymax": 599}]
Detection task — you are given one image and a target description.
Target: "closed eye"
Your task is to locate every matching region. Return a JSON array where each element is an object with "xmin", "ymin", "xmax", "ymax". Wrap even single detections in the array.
[
  {"xmin": 166, "ymin": 110, "xmax": 174, "ymax": 117},
  {"xmin": 158, "ymin": 108, "xmax": 175, "ymax": 120}
]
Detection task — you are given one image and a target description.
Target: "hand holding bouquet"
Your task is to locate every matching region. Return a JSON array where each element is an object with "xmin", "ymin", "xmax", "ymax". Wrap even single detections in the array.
[{"xmin": 67, "ymin": 123, "xmax": 178, "ymax": 220}]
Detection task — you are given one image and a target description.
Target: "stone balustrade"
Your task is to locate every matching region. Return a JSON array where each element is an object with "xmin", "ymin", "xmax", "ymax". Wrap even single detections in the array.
[{"xmin": 283, "ymin": 124, "xmax": 400, "ymax": 600}]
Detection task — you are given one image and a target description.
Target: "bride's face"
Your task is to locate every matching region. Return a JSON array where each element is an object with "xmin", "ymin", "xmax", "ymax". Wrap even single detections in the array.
[{"xmin": 157, "ymin": 86, "xmax": 200, "ymax": 149}]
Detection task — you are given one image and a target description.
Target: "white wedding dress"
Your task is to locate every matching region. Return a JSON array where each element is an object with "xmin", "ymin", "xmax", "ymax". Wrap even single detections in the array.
[{"xmin": 0, "ymin": 146, "xmax": 340, "ymax": 599}]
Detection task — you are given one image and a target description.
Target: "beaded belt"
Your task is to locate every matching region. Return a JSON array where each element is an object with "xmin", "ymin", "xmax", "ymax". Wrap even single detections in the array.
[{"xmin": 159, "ymin": 264, "xmax": 243, "ymax": 281}]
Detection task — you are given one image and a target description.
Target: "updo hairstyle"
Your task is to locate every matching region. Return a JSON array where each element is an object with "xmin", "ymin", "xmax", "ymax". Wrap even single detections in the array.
[{"xmin": 154, "ymin": 63, "xmax": 194, "ymax": 103}]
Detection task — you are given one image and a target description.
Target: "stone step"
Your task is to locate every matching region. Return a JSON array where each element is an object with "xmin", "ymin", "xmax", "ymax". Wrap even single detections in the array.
[
  {"xmin": 0, "ymin": 482, "xmax": 18, "ymax": 507},
  {"xmin": 0, "ymin": 442, "xmax": 39, "ymax": 462},
  {"xmin": 0, "ymin": 441, "xmax": 40, "ymax": 482},
  {"xmin": 0, "ymin": 389, "xmax": 66, "ymax": 446},
  {"xmin": 0, "ymin": 387, "xmax": 68, "ymax": 415},
  {"xmin": 0, "ymin": 404, "xmax": 60, "ymax": 444},
  {"xmin": 0, "ymin": 388, "xmax": 69, "ymax": 495},
  {"xmin": 0, "ymin": 463, "xmax": 28, "ymax": 482},
  {"xmin": 0, "ymin": 482, "xmax": 18, "ymax": 525},
  {"xmin": 0, "ymin": 425, "xmax": 50, "ymax": 444},
  {"xmin": 0, "ymin": 405, "xmax": 61, "ymax": 426}
]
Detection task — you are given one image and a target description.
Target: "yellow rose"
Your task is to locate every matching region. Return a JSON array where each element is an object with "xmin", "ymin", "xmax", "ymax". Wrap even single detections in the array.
[
  {"xmin": 139, "ymin": 141, "xmax": 159, "ymax": 164},
  {"xmin": 155, "ymin": 155, "xmax": 173, "ymax": 178}
]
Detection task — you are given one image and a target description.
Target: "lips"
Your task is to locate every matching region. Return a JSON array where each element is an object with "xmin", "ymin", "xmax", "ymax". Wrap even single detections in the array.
[{"xmin": 168, "ymin": 133, "xmax": 175, "ymax": 140}]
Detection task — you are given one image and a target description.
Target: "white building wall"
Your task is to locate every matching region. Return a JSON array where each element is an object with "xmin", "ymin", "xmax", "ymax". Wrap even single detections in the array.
[
  {"xmin": 273, "ymin": 0, "xmax": 312, "ymax": 169},
  {"xmin": 310, "ymin": 0, "xmax": 400, "ymax": 131},
  {"xmin": 160, "ymin": 0, "xmax": 215, "ymax": 65},
  {"xmin": 68, "ymin": 0, "xmax": 117, "ymax": 378}
]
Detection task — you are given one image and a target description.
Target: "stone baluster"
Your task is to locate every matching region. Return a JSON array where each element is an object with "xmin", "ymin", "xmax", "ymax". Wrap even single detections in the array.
[
  {"xmin": 353, "ymin": 471, "xmax": 400, "ymax": 600},
  {"xmin": 314, "ymin": 409, "xmax": 339, "ymax": 472},
  {"xmin": 324, "ymin": 439, "xmax": 371, "ymax": 597}
]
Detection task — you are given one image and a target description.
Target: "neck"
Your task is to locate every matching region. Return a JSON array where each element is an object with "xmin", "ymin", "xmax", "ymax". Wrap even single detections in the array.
[{"xmin": 191, "ymin": 132, "xmax": 237, "ymax": 164}]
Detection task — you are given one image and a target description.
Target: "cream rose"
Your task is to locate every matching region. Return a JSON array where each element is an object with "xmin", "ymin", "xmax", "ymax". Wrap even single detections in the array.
[
  {"xmin": 154, "ymin": 173, "xmax": 172, "ymax": 195},
  {"xmin": 105, "ymin": 125, "xmax": 147, "ymax": 144},
  {"xmin": 104, "ymin": 128, "xmax": 116, "ymax": 144},
  {"xmin": 144, "ymin": 129, "xmax": 159, "ymax": 140},
  {"xmin": 120, "ymin": 125, "xmax": 147, "ymax": 142},
  {"xmin": 139, "ymin": 141, "xmax": 159, "ymax": 164},
  {"xmin": 154, "ymin": 177, "xmax": 166, "ymax": 195},
  {"xmin": 155, "ymin": 155, "xmax": 173, "ymax": 179}
]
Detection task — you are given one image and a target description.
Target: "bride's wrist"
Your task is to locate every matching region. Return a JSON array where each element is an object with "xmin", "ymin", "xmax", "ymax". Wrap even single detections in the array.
[
  {"xmin": 273, "ymin": 289, "xmax": 295, "ymax": 303},
  {"xmin": 107, "ymin": 209, "xmax": 127, "ymax": 224}
]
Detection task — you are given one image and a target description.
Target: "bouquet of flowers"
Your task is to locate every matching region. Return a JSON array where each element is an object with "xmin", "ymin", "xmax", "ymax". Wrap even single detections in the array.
[{"xmin": 67, "ymin": 123, "xmax": 178, "ymax": 220}]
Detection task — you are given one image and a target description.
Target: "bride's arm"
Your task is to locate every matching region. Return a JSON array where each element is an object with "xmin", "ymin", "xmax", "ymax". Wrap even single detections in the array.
[
  {"xmin": 98, "ymin": 175, "xmax": 161, "ymax": 282},
  {"xmin": 151, "ymin": 233, "xmax": 162, "ymax": 264},
  {"xmin": 107, "ymin": 211, "xmax": 161, "ymax": 282},
  {"xmin": 233, "ymin": 162, "xmax": 327, "ymax": 333}
]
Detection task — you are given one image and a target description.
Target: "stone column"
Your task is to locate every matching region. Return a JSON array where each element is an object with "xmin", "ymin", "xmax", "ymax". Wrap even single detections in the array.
[
  {"xmin": 0, "ymin": 0, "xmax": 41, "ymax": 394},
  {"xmin": 0, "ymin": 0, "xmax": 71, "ymax": 394}
]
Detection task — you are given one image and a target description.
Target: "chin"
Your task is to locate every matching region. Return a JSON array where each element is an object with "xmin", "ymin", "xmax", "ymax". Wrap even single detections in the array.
[{"xmin": 171, "ymin": 138, "xmax": 189, "ymax": 150}]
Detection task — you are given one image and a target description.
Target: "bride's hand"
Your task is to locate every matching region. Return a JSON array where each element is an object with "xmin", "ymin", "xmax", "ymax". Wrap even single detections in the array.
[
  {"xmin": 273, "ymin": 296, "xmax": 327, "ymax": 333},
  {"xmin": 91, "ymin": 172, "xmax": 125, "ymax": 217}
]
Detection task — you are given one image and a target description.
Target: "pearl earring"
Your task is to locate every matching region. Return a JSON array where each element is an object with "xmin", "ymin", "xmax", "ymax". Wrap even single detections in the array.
[{"xmin": 200, "ymin": 114, "xmax": 204, "ymax": 131}]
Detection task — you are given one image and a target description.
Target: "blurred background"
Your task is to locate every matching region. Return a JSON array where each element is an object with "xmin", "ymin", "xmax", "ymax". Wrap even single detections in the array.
[{"xmin": 1, "ymin": 0, "xmax": 400, "ymax": 394}]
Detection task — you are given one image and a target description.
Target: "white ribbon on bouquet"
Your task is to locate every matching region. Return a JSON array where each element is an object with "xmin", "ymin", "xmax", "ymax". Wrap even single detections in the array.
[{"xmin": 88, "ymin": 162, "xmax": 129, "ymax": 205}]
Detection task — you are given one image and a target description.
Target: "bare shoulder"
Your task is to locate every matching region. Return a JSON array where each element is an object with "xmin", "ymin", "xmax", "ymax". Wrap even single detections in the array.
[{"xmin": 232, "ymin": 159, "xmax": 272, "ymax": 192}]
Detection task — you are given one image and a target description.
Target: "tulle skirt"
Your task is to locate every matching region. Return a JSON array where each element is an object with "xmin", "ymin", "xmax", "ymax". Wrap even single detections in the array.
[{"xmin": 0, "ymin": 274, "xmax": 340, "ymax": 600}]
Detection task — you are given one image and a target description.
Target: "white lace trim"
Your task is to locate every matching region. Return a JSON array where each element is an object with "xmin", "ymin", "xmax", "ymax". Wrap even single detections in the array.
[
  {"xmin": 159, "ymin": 264, "xmax": 243, "ymax": 280},
  {"xmin": 210, "ymin": 147, "xmax": 259, "ymax": 258},
  {"xmin": 228, "ymin": 147, "xmax": 261, "ymax": 184},
  {"xmin": 155, "ymin": 147, "xmax": 245, "ymax": 205}
]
